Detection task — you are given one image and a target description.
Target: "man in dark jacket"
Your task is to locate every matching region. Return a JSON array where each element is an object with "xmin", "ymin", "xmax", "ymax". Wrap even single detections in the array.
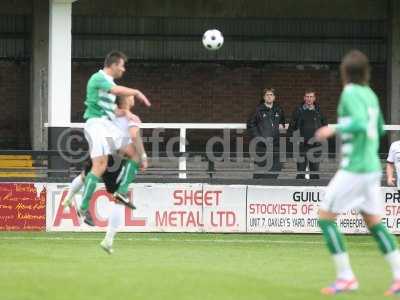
[
  {"xmin": 288, "ymin": 89, "xmax": 327, "ymax": 179},
  {"xmin": 247, "ymin": 88, "xmax": 285, "ymax": 179}
]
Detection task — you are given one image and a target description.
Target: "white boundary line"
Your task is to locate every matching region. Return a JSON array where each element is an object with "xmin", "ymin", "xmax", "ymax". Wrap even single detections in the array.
[{"xmin": 0, "ymin": 236, "xmax": 376, "ymax": 246}]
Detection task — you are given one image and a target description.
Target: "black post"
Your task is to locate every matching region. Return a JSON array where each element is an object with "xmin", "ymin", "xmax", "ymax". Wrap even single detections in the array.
[{"xmin": 48, "ymin": 127, "xmax": 70, "ymax": 179}]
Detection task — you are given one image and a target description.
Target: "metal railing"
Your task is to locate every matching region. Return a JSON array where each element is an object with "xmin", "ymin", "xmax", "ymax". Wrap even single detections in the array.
[{"xmin": 59, "ymin": 122, "xmax": 400, "ymax": 179}]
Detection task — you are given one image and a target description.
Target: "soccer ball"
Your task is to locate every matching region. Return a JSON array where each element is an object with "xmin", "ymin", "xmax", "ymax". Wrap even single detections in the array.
[{"xmin": 202, "ymin": 29, "xmax": 224, "ymax": 51}]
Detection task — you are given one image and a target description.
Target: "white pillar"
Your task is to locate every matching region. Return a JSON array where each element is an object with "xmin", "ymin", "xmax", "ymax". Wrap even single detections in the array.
[
  {"xmin": 47, "ymin": 0, "xmax": 77, "ymax": 176},
  {"xmin": 179, "ymin": 128, "xmax": 187, "ymax": 179},
  {"xmin": 48, "ymin": 0, "xmax": 76, "ymax": 127}
]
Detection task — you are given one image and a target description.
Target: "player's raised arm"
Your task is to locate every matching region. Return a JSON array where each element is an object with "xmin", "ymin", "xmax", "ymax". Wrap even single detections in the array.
[
  {"xmin": 110, "ymin": 85, "xmax": 151, "ymax": 107},
  {"xmin": 335, "ymin": 117, "xmax": 367, "ymax": 134}
]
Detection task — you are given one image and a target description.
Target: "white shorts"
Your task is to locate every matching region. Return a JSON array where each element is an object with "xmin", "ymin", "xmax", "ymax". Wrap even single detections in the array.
[
  {"xmin": 84, "ymin": 118, "xmax": 129, "ymax": 158},
  {"xmin": 320, "ymin": 170, "xmax": 383, "ymax": 215}
]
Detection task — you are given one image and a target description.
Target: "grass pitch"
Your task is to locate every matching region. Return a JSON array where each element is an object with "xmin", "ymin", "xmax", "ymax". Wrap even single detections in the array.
[{"xmin": 0, "ymin": 232, "xmax": 395, "ymax": 300}]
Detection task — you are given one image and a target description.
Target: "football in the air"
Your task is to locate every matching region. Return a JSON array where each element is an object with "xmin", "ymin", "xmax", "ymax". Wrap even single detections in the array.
[{"xmin": 202, "ymin": 29, "xmax": 224, "ymax": 51}]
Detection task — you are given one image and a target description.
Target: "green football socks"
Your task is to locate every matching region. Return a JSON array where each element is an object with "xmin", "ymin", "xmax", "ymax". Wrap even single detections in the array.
[
  {"xmin": 80, "ymin": 171, "xmax": 100, "ymax": 212},
  {"xmin": 319, "ymin": 219, "xmax": 347, "ymax": 254},
  {"xmin": 116, "ymin": 160, "xmax": 139, "ymax": 195}
]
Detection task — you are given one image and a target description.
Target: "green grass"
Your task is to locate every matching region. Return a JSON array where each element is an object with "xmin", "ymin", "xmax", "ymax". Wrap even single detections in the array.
[{"xmin": 0, "ymin": 232, "xmax": 395, "ymax": 300}]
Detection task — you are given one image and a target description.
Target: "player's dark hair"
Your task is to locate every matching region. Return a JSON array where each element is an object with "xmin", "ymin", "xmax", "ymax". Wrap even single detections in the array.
[
  {"xmin": 304, "ymin": 89, "xmax": 316, "ymax": 96},
  {"xmin": 104, "ymin": 51, "xmax": 128, "ymax": 68},
  {"xmin": 259, "ymin": 88, "xmax": 276, "ymax": 104},
  {"xmin": 340, "ymin": 50, "xmax": 370, "ymax": 85},
  {"xmin": 263, "ymin": 88, "xmax": 275, "ymax": 97}
]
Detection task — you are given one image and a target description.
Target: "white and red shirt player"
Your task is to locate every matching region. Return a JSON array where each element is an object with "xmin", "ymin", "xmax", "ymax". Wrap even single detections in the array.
[
  {"xmin": 113, "ymin": 113, "xmax": 142, "ymax": 147},
  {"xmin": 387, "ymin": 140, "xmax": 400, "ymax": 188}
]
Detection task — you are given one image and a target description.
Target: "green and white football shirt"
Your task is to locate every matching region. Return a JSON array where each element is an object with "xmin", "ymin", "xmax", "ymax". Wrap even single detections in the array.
[
  {"xmin": 336, "ymin": 84, "xmax": 385, "ymax": 173},
  {"xmin": 83, "ymin": 70, "xmax": 117, "ymax": 120}
]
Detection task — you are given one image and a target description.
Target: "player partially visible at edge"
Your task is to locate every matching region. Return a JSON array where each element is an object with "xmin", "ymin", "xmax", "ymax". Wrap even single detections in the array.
[
  {"xmin": 386, "ymin": 139, "xmax": 400, "ymax": 191},
  {"xmin": 315, "ymin": 50, "xmax": 400, "ymax": 296}
]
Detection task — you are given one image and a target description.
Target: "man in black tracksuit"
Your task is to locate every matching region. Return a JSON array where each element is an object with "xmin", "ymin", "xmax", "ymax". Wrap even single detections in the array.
[
  {"xmin": 247, "ymin": 88, "xmax": 285, "ymax": 179},
  {"xmin": 288, "ymin": 90, "xmax": 327, "ymax": 179}
]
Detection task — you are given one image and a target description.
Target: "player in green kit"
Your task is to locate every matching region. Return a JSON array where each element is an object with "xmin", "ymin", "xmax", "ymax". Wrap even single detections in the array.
[
  {"xmin": 79, "ymin": 51, "xmax": 151, "ymax": 225},
  {"xmin": 315, "ymin": 50, "xmax": 400, "ymax": 296}
]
